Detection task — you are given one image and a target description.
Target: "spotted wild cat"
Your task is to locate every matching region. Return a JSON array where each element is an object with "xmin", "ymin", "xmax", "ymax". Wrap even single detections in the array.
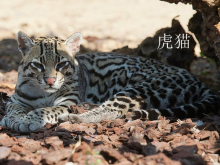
[{"xmin": 1, "ymin": 31, "xmax": 219, "ymax": 132}]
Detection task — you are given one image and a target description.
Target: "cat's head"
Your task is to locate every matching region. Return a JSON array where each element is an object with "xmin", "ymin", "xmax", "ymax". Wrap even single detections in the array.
[{"xmin": 17, "ymin": 31, "xmax": 82, "ymax": 93}]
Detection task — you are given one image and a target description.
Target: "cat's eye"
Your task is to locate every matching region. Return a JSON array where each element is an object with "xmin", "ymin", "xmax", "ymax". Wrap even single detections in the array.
[
  {"xmin": 56, "ymin": 61, "xmax": 69, "ymax": 71},
  {"xmin": 31, "ymin": 62, "xmax": 45, "ymax": 71}
]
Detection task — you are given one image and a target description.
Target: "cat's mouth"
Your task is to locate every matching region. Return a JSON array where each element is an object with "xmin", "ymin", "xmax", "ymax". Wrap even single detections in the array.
[
  {"xmin": 43, "ymin": 86, "xmax": 59, "ymax": 93},
  {"xmin": 41, "ymin": 81, "xmax": 64, "ymax": 93}
]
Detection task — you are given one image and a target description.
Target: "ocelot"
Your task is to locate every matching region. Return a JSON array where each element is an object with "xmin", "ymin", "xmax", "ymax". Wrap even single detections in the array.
[{"xmin": 1, "ymin": 31, "xmax": 220, "ymax": 133}]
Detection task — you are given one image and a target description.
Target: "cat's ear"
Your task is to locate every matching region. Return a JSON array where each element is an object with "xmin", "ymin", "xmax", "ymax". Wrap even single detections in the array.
[
  {"xmin": 64, "ymin": 32, "xmax": 82, "ymax": 56},
  {"xmin": 17, "ymin": 31, "xmax": 35, "ymax": 56}
]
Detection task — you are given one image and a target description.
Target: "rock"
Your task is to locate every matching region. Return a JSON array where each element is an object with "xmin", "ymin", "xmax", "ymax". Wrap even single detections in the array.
[
  {"xmin": 141, "ymin": 153, "xmax": 181, "ymax": 165},
  {"xmin": 125, "ymin": 142, "xmax": 143, "ymax": 152},
  {"xmin": 113, "ymin": 127, "xmax": 124, "ymax": 136},
  {"xmin": 128, "ymin": 126, "xmax": 146, "ymax": 145},
  {"xmin": 42, "ymin": 149, "xmax": 72, "ymax": 164},
  {"xmin": 0, "ymin": 146, "xmax": 11, "ymax": 160},
  {"xmin": 96, "ymin": 123, "xmax": 106, "ymax": 134},
  {"xmin": 164, "ymin": 133, "xmax": 182, "ymax": 142},
  {"xmin": 44, "ymin": 136, "xmax": 64, "ymax": 150},
  {"xmin": 151, "ymin": 141, "xmax": 171, "ymax": 152},
  {"xmin": 84, "ymin": 126, "xmax": 96, "ymax": 135},
  {"xmin": 85, "ymin": 155, "xmax": 108, "ymax": 165},
  {"xmin": 17, "ymin": 137, "xmax": 42, "ymax": 153},
  {"xmin": 193, "ymin": 130, "xmax": 214, "ymax": 140},
  {"xmin": 124, "ymin": 119, "xmax": 143, "ymax": 130},
  {"xmin": 173, "ymin": 145, "xmax": 199, "ymax": 154},
  {"xmin": 0, "ymin": 82, "xmax": 16, "ymax": 89},
  {"xmin": 114, "ymin": 160, "xmax": 133, "ymax": 165},
  {"xmin": 95, "ymin": 145, "xmax": 125, "ymax": 164},
  {"xmin": 11, "ymin": 145, "xmax": 31, "ymax": 156},
  {"xmin": 51, "ymin": 140, "xmax": 64, "ymax": 150},
  {"xmin": 0, "ymin": 133, "xmax": 16, "ymax": 147},
  {"xmin": 109, "ymin": 134, "xmax": 119, "ymax": 142},
  {"xmin": 7, "ymin": 160, "xmax": 34, "ymax": 165},
  {"xmin": 145, "ymin": 127, "xmax": 162, "ymax": 140},
  {"xmin": 70, "ymin": 105, "xmax": 88, "ymax": 114},
  {"xmin": 111, "ymin": 119, "xmax": 125, "ymax": 127},
  {"xmin": 205, "ymin": 142, "xmax": 220, "ymax": 154},
  {"xmin": 56, "ymin": 122, "xmax": 95, "ymax": 134},
  {"xmin": 170, "ymin": 135, "xmax": 196, "ymax": 148},
  {"xmin": 172, "ymin": 152, "xmax": 206, "ymax": 165},
  {"xmin": 45, "ymin": 136, "xmax": 60, "ymax": 144},
  {"xmin": 142, "ymin": 143, "xmax": 157, "ymax": 156}
]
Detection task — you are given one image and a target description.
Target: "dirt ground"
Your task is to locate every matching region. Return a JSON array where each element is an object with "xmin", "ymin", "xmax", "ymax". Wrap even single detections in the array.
[
  {"xmin": 0, "ymin": 0, "xmax": 196, "ymax": 52},
  {"xmin": 1, "ymin": 1, "xmax": 220, "ymax": 165}
]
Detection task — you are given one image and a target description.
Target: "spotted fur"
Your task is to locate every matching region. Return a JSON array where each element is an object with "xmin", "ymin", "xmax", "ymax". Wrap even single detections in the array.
[{"xmin": 1, "ymin": 31, "xmax": 220, "ymax": 132}]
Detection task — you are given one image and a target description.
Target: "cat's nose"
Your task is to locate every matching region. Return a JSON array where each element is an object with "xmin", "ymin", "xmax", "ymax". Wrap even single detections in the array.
[{"xmin": 44, "ymin": 77, "xmax": 56, "ymax": 85}]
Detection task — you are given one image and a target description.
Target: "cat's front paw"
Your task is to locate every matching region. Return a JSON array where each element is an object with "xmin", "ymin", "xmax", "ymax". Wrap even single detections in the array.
[
  {"xmin": 13, "ymin": 121, "xmax": 44, "ymax": 133},
  {"xmin": 0, "ymin": 115, "xmax": 12, "ymax": 128},
  {"xmin": 0, "ymin": 115, "xmax": 43, "ymax": 133}
]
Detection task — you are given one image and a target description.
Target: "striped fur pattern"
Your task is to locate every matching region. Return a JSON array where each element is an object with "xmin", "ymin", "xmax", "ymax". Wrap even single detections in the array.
[{"xmin": 1, "ymin": 31, "xmax": 220, "ymax": 132}]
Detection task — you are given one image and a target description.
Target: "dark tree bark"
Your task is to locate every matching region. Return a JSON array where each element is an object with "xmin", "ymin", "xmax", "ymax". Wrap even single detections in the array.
[{"xmin": 161, "ymin": 0, "xmax": 220, "ymax": 82}]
